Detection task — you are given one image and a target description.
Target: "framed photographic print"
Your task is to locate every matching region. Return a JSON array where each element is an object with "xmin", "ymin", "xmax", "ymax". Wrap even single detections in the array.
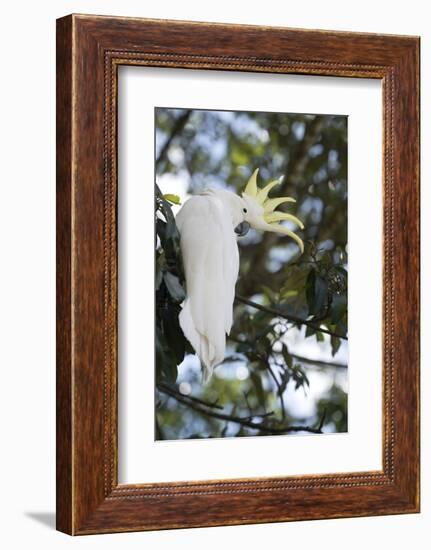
[{"xmin": 56, "ymin": 14, "xmax": 420, "ymax": 534}]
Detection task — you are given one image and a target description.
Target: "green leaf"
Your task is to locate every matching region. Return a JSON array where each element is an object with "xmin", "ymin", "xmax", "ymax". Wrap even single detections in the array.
[
  {"xmin": 278, "ymin": 369, "xmax": 290, "ymax": 395},
  {"xmin": 336, "ymin": 319, "xmax": 348, "ymax": 338},
  {"xmin": 162, "ymin": 193, "xmax": 181, "ymax": 205},
  {"xmin": 305, "ymin": 326, "xmax": 315, "ymax": 338},
  {"xmin": 316, "ymin": 331, "xmax": 324, "ymax": 342},
  {"xmin": 162, "ymin": 304, "xmax": 186, "ymax": 366},
  {"xmin": 164, "ymin": 214, "xmax": 180, "ymax": 242},
  {"xmin": 280, "ymin": 265, "xmax": 308, "ymax": 307},
  {"xmin": 281, "ymin": 289, "xmax": 298, "ymax": 299},
  {"xmin": 330, "ymin": 294, "xmax": 347, "ymax": 324},
  {"xmin": 313, "ymin": 276, "xmax": 329, "ymax": 315},
  {"xmin": 282, "ymin": 344, "xmax": 293, "ymax": 368},
  {"xmin": 156, "ymin": 217, "xmax": 167, "ymax": 246},
  {"xmin": 261, "ymin": 285, "xmax": 276, "ymax": 304},
  {"xmin": 256, "ymin": 335, "xmax": 272, "ymax": 354},
  {"xmin": 292, "ymin": 364, "xmax": 309, "ymax": 389},
  {"xmin": 330, "ymin": 336, "xmax": 341, "ymax": 356},
  {"xmin": 163, "ymin": 272, "xmax": 186, "ymax": 303},
  {"xmin": 156, "ymin": 193, "xmax": 184, "ymax": 279},
  {"xmin": 256, "ymin": 324, "xmax": 274, "ymax": 340},
  {"xmin": 155, "ymin": 254, "xmax": 165, "ymax": 290},
  {"xmin": 306, "ymin": 268, "xmax": 329, "ymax": 316}
]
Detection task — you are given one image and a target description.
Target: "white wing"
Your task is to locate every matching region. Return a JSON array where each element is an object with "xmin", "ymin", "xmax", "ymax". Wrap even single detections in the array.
[{"xmin": 176, "ymin": 194, "xmax": 239, "ymax": 381}]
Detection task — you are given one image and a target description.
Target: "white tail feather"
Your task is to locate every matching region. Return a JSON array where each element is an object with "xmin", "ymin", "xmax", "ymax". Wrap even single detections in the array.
[
  {"xmin": 176, "ymin": 192, "xmax": 239, "ymax": 382},
  {"xmin": 179, "ymin": 299, "xmax": 223, "ymax": 381}
]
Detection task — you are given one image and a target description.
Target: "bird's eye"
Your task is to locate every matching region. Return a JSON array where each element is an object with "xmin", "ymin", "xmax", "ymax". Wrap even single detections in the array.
[{"xmin": 243, "ymin": 208, "xmax": 247, "ymax": 213}]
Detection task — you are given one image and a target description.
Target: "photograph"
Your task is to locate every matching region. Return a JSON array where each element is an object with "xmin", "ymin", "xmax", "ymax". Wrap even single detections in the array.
[{"xmin": 155, "ymin": 106, "xmax": 348, "ymax": 441}]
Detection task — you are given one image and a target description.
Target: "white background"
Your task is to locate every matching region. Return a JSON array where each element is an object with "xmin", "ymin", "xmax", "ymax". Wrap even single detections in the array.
[
  {"xmin": 118, "ymin": 68, "xmax": 382, "ymax": 483},
  {"xmin": 0, "ymin": 1, "xmax": 428, "ymax": 549}
]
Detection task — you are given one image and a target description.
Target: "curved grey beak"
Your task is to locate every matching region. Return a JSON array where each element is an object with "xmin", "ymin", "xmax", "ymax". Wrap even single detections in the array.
[{"xmin": 234, "ymin": 221, "xmax": 250, "ymax": 237}]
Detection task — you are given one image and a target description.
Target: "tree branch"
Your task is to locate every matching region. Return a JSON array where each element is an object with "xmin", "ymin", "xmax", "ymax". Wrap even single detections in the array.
[
  {"xmin": 290, "ymin": 353, "xmax": 347, "ymax": 369},
  {"xmin": 235, "ymin": 294, "xmax": 347, "ymax": 340},
  {"xmin": 266, "ymin": 361, "xmax": 286, "ymax": 421},
  {"xmin": 317, "ymin": 409, "xmax": 327, "ymax": 432},
  {"xmin": 158, "ymin": 382, "xmax": 223, "ymax": 409},
  {"xmin": 228, "ymin": 336, "xmax": 347, "ymax": 371},
  {"xmin": 157, "ymin": 384, "xmax": 323, "ymax": 435},
  {"xmin": 156, "ymin": 109, "xmax": 192, "ymax": 167}
]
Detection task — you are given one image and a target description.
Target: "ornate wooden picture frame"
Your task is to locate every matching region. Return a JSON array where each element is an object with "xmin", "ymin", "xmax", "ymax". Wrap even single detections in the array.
[{"xmin": 56, "ymin": 14, "xmax": 420, "ymax": 535}]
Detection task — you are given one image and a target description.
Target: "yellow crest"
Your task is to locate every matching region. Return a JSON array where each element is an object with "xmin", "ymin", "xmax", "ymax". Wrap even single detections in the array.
[{"xmin": 243, "ymin": 169, "xmax": 304, "ymax": 253}]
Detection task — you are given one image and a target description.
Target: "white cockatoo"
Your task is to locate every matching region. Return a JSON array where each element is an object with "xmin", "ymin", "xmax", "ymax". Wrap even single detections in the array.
[{"xmin": 175, "ymin": 169, "xmax": 304, "ymax": 381}]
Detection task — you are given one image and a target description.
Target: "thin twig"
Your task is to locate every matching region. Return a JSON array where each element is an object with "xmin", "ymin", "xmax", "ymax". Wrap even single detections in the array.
[
  {"xmin": 157, "ymin": 384, "xmax": 322, "ymax": 435},
  {"xmin": 291, "ymin": 353, "xmax": 347, "ymax": 370},
  {"xmin": 235, "ymin": 294, "xmax": 347, "ymax": 341},
  {"xmin": 266, "ymin": 363, "xmax": 286, "ymax": 421},
  {"xmin": 158, "ymin": 382, "xmax": 223, "ymax": 409},
  {"xmin": 317, "ymin": 409, "xmax": 327, "ymax": 431},
  {"xmin": 228, "ymin": 336, "xmax": 347, "ymax": 370}
]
